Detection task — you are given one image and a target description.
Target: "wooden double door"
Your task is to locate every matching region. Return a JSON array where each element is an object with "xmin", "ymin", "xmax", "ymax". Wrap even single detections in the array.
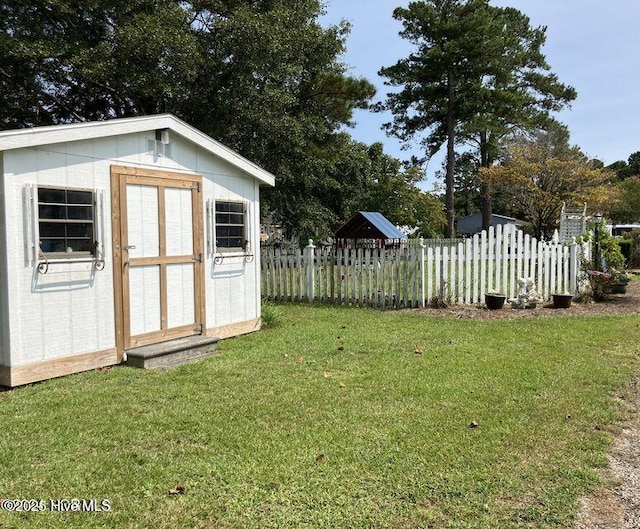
[{"xmin": 111, "ymin": 166, "xmax": 204, "ymax": 356}]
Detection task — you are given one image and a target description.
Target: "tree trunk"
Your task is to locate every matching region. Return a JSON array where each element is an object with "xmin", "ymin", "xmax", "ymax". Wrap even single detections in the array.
[
  {"xmin": 445, "ymin": 70, "xmax": 456, "ymax": 238},
  {"xmin": 480, "ymin": 130, "xmax": 492, "ymax": 232}
]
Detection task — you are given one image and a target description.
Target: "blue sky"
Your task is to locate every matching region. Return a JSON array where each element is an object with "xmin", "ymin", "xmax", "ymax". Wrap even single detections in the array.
[{"xmin": 321, "ymin": 0, "xmax": 640, "ymax": 189}]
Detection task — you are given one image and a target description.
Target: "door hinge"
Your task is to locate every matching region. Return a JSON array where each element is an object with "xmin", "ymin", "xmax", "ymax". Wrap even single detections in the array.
[
  {"xmin": 192, "ymin": 182, "xmax": 201, "ymax": 192},
  {"xmin": 194, "ymin": 253, "xmax": 203, "ymax": 262}
]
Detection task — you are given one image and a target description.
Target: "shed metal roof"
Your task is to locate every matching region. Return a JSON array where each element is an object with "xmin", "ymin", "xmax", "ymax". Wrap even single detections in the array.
[
  {"xmin": 335, "ymin": 211, "xmax": 406, "ymax": 240},
  {"xmin": 0, "ymin": 114, "xmax": 276, "ymax": 187}
]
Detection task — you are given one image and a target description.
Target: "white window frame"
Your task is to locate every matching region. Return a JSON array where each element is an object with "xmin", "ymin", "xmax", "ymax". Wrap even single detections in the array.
[
  {"xmin": 24, "ymin": 184, "xmax": 105, "ymax": 270},
  {"xmin": 212, "ymin": 200, "xmax": 250, "ymax": 254},
  {"xmin": 36, "ymin": 186, "xmax": 97, "ymax": 258}
]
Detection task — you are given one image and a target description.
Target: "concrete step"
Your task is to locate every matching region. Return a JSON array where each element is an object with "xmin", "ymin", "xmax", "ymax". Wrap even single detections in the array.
[{"xmin": 125, "ymin": 335, "xmax": 219, "ymax": 369}]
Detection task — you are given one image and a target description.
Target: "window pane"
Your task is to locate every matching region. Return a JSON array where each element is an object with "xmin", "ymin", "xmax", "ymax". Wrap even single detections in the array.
[
  {"xmin": 38, "ymin": 187, "xmax": 95, "ymax": 256},
  {"xmin": 215, "ymin": 201, "xmax": 245, "ymax": 250},
  {"xmin": 215, "ymin": 213, "xmax": 231, "ymax": 224},
  {"xmin": 67, "ymin": 205, "xmax": 93, "ymax": 220},
  {"xmin": 39, "ymin": 204, "xmax": 66, "ymax": 220},
  {"xmin": 68, "ymin": 239, "xmax": 93, "ymax": 252},
  {"xmin": 40, "ymin": 239, "xmax": 66, "ymax": 253},
  {"xmin": 39, "ymin": 223, "xmax": 65, "ymax": 237},
  {"xmin": 38, "ymin": 188, "xmax": 65, "ymax": 203},
  {"xmin": 67, "ymin": 223, "xmax": 93, "ymax": 237},
  {"xmin": 67, "ymin": 190, "xmax": 92, "ymax": 204},
  {"xmin": 217, "ymin": 226, "xmax": 244, "ymax": 238},
  {"xmin": 216, "ymin": 213, "xmax": 245, "ymax": 225}
]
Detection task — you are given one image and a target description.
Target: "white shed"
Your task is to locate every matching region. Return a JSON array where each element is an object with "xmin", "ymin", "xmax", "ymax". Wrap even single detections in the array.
[{"xmin": 0, "ymin": 114, "xmax": 275, "ymax": 386}]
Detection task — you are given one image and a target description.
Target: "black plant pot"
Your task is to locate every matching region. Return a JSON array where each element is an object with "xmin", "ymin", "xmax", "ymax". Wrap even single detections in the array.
[
  {"xmin": 612, "ymin": 283, "xmax": 627, "ymax": 294},
  {"xmin": 552, "ymin": 293, "xmax": 573, "ymax": 309},
  {"xmin": 485, "ymin": 293, "xmax": 506, "ymax": 310}
]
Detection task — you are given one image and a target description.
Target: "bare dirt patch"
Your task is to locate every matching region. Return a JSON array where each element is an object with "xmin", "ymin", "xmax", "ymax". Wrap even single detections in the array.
[
  {"xmin": 576, "ymin": 378, "xmax": 640, "ymax": 529},
  {"xmin": 409, "ymin": 278, "xmax": 640, "ymax": 320}
]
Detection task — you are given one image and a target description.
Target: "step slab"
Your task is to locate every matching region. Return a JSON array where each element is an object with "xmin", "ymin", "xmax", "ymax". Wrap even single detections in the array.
[{"xmin": 125, "ymin": 335, "xmax": 219, "ymax": 369}]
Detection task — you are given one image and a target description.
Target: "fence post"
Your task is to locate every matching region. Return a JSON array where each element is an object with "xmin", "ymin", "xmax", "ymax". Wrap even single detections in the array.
[
  {"xmin": 419, "ymin": 238, "xmax": 426, "ymax": 308},
  {"xmin": 305, "ymin": 239, "xmax": 316, "ymax": 302},
  {"xmin": 568, "ymin": 237, "xmax": 578, "ymax": 295}
]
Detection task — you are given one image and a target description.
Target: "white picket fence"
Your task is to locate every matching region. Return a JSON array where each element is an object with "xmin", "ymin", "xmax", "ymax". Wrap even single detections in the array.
[
  {"xmin": 261, "ymin": 225, "xmax": 587, "ymax": 308},
  {"xmin": 261, "ymin": 242, "xmax": 425, "ymax": 308}
]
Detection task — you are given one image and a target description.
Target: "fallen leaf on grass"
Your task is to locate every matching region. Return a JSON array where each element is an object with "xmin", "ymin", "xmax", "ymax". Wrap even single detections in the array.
[
  {"xmin": 168, "ymin": 485, "xmax": 185, "ymax": 495},
  {"xmin": 413, "ymin": 348, "xmax": 423, "ymax": 354},
  {"xmin": 315, "ymin": 454, "xmax": 326, "ymax": 462},
  {"xmin": 338, "ymin": 382, "xmax": 346, "ymax": 388},
  {"xmin": 96, "ymin": 366, "xmax": 111, "ymax": 373},
  {"xmin": 296, "ymin": 356, "xmax": 304, "ymax": 364},
  {"xmin": 337, "ymin": 346, "xmax": 345, "ymax": 351},
  {"xmin": 323, "ymin": 372, "xmax": 333, "ymax": 378},
  {"xmin": 468, "ymin": 420, "xmax": 479, "ymax": 429}
]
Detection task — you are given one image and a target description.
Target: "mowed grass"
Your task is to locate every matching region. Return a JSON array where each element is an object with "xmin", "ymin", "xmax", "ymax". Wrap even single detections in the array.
[{"xmin": 1, "ymin": 305, "xmax": 639, "ymax": 528}]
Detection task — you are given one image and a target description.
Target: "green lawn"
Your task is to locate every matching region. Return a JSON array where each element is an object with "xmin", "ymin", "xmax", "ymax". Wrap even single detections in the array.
[{"xmin": 1, "ymin": 305, "xmax": 639, "ymax": 528}]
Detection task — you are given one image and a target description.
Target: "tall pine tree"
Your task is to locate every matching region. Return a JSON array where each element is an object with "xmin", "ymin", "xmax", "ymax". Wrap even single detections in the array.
[{"xmin": 378, "ymin": 0, "xmax": 575, "ymax": 236}]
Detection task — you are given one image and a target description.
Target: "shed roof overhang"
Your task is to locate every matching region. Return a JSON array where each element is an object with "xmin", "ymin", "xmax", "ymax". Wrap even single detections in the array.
[{"xmin": 0, "ymin": 114, "xmax": 275, "ymax": 187}]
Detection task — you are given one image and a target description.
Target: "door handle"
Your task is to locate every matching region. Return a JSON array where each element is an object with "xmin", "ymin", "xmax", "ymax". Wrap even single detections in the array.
[{"xmin": 124, "ymin": 245, "xmax": 136, "ymax": 251}]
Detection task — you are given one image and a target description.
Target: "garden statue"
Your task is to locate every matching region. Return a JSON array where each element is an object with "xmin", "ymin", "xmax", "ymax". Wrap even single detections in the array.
[{"xmin": 509, "ymin": 278, "xmax": 543, "ymax": 309}]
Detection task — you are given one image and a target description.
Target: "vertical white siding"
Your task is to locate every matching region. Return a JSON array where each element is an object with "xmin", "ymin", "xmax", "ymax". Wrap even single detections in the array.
[
  {"xmin": 0, "ymin": 156, "xmax": 9, "ymax": 365},
  {"xmin": 3, "ymin": 142, "xmax": 117, "ymax": 366},
  {"xmin": 199, "ymin": 166, "xmax": 260, "ymax": 331}
]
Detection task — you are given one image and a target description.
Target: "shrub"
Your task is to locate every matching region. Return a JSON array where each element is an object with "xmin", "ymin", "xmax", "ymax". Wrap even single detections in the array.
[
  {"xmin": 261, "ymin": 301, "xmax": 284, "ymax": 328},
  {"xmin": 583, "ymin": 223, "xmax": 625, "ymax": 270}
]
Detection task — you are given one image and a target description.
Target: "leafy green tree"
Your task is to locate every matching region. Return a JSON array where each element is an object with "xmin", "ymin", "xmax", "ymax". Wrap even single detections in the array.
[
  {"xmin": 377, "ymin": 0, "xmax": 575, "ymax": 237},
  {"xmin": 482, "ymin": 130, "xmax": 615, "ymax": 239},
  {"xmin": 186, "ymin": 1, "xmax": 375, "ymax": 237},
  {"xmin": 0, "ymin": 0, "xmax": 376, "ymax": 238},
  {"xmin": 610, "ymin": 176, "xmax": 640, "ymax": 223},
  {"xmin": 311, "ymin": 141, "xmax": 445, "ymax": 240},
  {"xmin": 0, "ymin": 0, "xmax": 202, "ymax": 125},
  {"xmin": 359, "ymin": 143, "xmax": 446, "ymax": 237},
  {"xmin": 608, "ymin": 152, "xmax": 640, "ymax": 181}
]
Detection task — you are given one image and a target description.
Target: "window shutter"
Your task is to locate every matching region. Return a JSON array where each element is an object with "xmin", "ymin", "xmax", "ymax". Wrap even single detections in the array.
[
  {"xmin": 95, "ymin": 189, "xmax": 105, "ymax": 259},
  {"xmin": 243, "ymin": 202, "xmax": 250, "ymax": 253},
  {"xmin": 210, "ymin": 199, "xmax": 217, "ymax": 255},
  {"xmin": 205, "ymin": 199, "xmax": 212, "ymax": 257},
  {"xmin": 23, "ymin": 184, "xmax": 38, "ymax": 264}
]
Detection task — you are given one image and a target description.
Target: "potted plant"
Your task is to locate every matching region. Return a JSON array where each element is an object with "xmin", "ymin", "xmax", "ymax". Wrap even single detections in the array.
[
  {"xmin": 552, "ymin": 292, "xmax": 574, "ymax": 309},
  {"xmin": 611, "ymin": 270, "xmax": 630, "ymax": 294},
  {"xmin": 485, "ymin": 292, "xmax": 506, "ymax": 310}
]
